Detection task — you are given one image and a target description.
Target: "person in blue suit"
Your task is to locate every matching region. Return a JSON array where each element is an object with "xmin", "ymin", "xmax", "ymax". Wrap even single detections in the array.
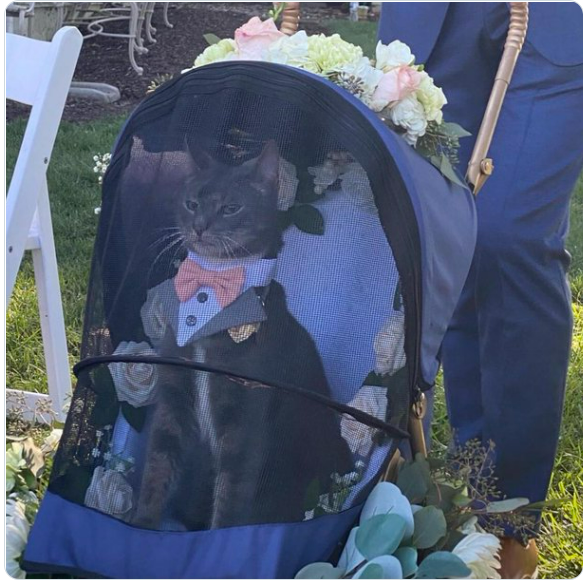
[{"xmin": 379, "ymin": 1, "xmax": 583, "ymax": 572}]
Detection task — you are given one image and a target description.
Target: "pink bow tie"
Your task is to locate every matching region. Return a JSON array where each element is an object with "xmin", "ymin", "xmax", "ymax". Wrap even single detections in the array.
[{"xmin": 174, "ymin": 258, "xmax": 245, "ymax": 308}]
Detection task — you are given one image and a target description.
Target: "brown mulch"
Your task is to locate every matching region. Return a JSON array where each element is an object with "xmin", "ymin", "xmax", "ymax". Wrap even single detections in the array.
[{"xmin": 7, "ymin": 2, "xmax": 347, "ymax": 124}]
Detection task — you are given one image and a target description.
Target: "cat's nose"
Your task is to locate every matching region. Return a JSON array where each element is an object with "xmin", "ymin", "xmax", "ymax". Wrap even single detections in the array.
[{"xmin": 193, "ymin": 220, "xmax": 207, "ymax": 237}]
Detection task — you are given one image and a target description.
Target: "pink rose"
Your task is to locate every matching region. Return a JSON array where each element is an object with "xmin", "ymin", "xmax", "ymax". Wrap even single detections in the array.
[
  {"xmin": 234, "ymin": 17, "xmax": 284, "ymax": 60},
  {"xmin": 372, "ymin": 65, "xmax": 422, "ymax": 108}
]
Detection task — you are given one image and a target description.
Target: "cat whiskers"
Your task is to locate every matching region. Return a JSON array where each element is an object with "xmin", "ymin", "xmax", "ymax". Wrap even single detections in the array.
[
  {"xmin": 146, "ymin": 231, "xmax": 185, "ymax": 282},
  {"xmin": 220, "ymin": 235, "xmax": 254, "ymax": 258}
]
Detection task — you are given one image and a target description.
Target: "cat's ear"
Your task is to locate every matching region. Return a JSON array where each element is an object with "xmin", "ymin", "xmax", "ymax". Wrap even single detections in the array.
[
  {"xmin": 182, "ymin": 135, "xmax": 215, "ymax": 174},
  {"xmin": 247, "ymin": 140, "xmax": 280, "ymax": 188}
]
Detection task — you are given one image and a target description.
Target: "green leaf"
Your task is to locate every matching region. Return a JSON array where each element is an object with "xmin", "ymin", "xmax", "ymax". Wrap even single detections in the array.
[
  {"xmin": 121, "ymin": 401, "xmax": 147, "ymax": 432},
  {"xmin": 356, "ymin": 514, "xmax": 407, "ymax": 559},
  {"xmin": 438, "ymin": 530, "xmax": 466, "ymax": 552},
  {"xmin": 394, "ymin": 547, "xmax": 418, "ymax": 578},
  {"xmin": 452, "ymin": 492, "xmax": 472, "ymax": 507},
  {"xmin": 397, "ymin": 456, "xmax": 432, "ymax": 504},
  {"xmin": 486, "ymin": 497, "xmax": 530, "ymax": 513},
  {"xmin": 304, "ymin": 478, "xmax": 321, "ymax": 511},
  {"xmin": 426, "ymin": 483, "xmax": 460, "ymax": 513},
  {"xmin": 414, "ymin": 551, "xmax": 471, "ymax": 579},
  {"xmin": 441, "ymin": 122, "xmax": 472, "ymax": 138},
  {"xmin": 22, "ymin": 436, "xmax": 45, "ymax": 478},
  {"xmin": 523, "ymin": 499, "xmax": 568, "ymax": 511},
  {"xmin": 203, "ymin": 33, "xmax": 222, "ymax": 46},
  {"xmin": 292, "ymin": 204, "xmax": 325, "ymax": 235},
  {"xmin": 439, "ymin": 154, "xmax": 466, "ymax": 188},
  {"xmin": 295, "ymin": 562, "xmax": 345, "ymax": 579},
  {"xmin": 412, "ymin": 507, "xmax": 447, "ymax": 549},
  {"xmin": 358, "ymin": 564, "xmax": 383, "ymax": 579},
  {"xmin": 426, "ymin": 456, "xmax": 446, "ymax": 470}
]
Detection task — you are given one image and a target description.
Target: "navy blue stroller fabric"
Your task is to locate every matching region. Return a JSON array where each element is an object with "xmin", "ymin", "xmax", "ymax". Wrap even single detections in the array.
[{"xmin": 24, "ymin": 63, "xmax": 476, "ymax": 579}]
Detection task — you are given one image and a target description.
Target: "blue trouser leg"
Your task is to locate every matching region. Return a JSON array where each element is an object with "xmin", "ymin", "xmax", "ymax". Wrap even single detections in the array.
[{"xmin": 442, "ymin": 42, "xmax": 583, "ymax": 504}]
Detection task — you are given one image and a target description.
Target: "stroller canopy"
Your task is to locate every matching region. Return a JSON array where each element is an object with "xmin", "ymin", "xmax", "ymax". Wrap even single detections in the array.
[{"xmin": 25, "ymin": 62, "xmax": 476, "ymax": 579}]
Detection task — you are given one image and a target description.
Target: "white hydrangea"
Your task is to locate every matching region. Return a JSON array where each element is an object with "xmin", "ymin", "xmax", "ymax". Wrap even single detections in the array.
[
  {"xmin": 375, "ymin": 40, "xmax": 415, "ymax": 72},
  {"xmin": 389, "ymin": 95, "xmax": 428, "ymax": 146},
  {"xmin": 193, "ymin": 38, "xmax": 237, "ymax": 68},
  {"xmin": 416, "ymin": 71, "xmax": 447, "ymax": 124},
  {"xmin": 306, "ymin": 34, "xmax": 363, "ymax": 74}
]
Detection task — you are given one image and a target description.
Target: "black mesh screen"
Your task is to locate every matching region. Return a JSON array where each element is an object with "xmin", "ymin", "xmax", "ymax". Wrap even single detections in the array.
[{"xmin": 50, "ymin": 66, "xmax": 415, "ymax": 532}]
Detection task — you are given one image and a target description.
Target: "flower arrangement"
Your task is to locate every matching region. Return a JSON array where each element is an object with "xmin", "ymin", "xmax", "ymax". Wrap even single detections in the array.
[
  {"xmin": 183, "ymin": 17, "xmax": 470, "ymax": 185},
  {"xmin": 6, "ymin": 395, "xmax": 62, "ymax": 578},
  {"xmin": 296, "ymin": 443, "xmax": 544, "ymax": 580}
]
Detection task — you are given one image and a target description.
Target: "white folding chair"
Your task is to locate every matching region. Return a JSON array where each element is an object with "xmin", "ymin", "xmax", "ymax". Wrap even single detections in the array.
[{"xmin": 6, "ymin": 26, "xmax": 83, "ymax": 422}]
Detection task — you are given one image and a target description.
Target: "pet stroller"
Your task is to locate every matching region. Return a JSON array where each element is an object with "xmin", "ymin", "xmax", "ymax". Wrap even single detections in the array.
[{"xmin": 23, "ymin": 3, "xmax": 526, "ymax": 577}]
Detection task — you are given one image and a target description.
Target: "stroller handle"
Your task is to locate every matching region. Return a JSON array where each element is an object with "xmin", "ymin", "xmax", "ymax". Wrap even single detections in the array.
[
  {"xmin": 466, "ymin": 2, "xmax": 529, "ymax": 195},
  {"xmin": 276, "ymin": 2, "xmax": 530, "ymax": 196}
]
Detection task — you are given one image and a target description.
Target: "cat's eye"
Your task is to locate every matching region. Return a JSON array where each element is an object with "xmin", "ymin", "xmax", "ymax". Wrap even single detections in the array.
[
  {"xmin": 221, "ymin": 204, "xmax": 243, "ymax": 216},
  {"xmin": 185, "ymin": 200, "xmax": 199, "ymax": 212}
]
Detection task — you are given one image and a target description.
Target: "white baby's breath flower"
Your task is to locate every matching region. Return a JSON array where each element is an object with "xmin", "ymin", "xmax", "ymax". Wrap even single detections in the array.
[
  {"xmin": 453, "ymin": 533, "xmax": 502, "ymax": 579},
  {"xmin": 109, "ymin": 341, "xmax": 159, "ymax": 408},
  {"xmin": 375, "ymin": 40, "xmax": 415, "ymax": 72},
  {"xmin": 389, "ymin": 94, "xmax": 428, "ymax": 146},
  {"xmin": 415, "ymin": 71, "xmax": 447, "ymax": 124},
  {"xmin": 6, "ymin": 496, "xmax": 30, "ymax": 579}
]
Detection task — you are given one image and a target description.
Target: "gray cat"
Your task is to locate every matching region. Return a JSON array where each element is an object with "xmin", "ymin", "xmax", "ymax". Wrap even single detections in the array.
[{"xmin": 133, "ymin": 141, "xmax": 353, "ymax": 531}]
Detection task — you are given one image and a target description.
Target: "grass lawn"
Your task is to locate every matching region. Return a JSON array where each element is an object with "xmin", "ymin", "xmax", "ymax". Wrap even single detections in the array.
[{"xmin": 6, "ymin": 19, "xmax": 583, "ymax": 580}]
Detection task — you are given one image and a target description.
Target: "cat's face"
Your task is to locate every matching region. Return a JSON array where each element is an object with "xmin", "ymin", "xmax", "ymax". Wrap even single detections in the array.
[{"xmin": 176, "ymin": 141, "xmax": 281, "ymax": 259}]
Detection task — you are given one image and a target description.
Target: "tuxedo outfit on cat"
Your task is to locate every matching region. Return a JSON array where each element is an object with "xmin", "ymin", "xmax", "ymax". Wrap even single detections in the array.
[
  {"xmin": 379, "ymin": 2, "xmax": 583, "ymax": 509},
  {"xmin": 135, "ymin": 254, "xmax": 352, "ymax": 530}
]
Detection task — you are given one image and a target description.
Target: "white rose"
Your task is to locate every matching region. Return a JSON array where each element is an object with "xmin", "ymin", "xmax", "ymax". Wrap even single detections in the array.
[
  {"xmin": 84, "ymin": 466, "xmax": 133, "ymax": 518},
  {"xmin": 375, "ymin": 40, "xmax": 415, "ymax": 72},
  {"xmin": 278, "ymin": 158, "xmax": 299, "ymax": 211},
  {"xmin": 341, "ymin": 384, "xmax": 388, "ymax": 457},
  {"xmin": 373, "ymin": 311, "xmax": 407, "ymax": 375},
  {"xmin": 109, "ymin": 341, "xmax": 158, "ymax": 408},
  {"xmin": 453, "ymin": 533, "xmax": 502, "ymax": 579},
  {"xmin": 389, "ymin": 95, "xmax": 428, "ymax": 146},
  {"xmin": 141, "ymin": 286, "xmax": 169, "ymax": 346},
  {"xmin": 266, "ymin": 30, "xmax": 309, "ymax": 67},
  {"xmin": 416, "ymin": 71, "xmax": 447, "ymax": 124}
]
